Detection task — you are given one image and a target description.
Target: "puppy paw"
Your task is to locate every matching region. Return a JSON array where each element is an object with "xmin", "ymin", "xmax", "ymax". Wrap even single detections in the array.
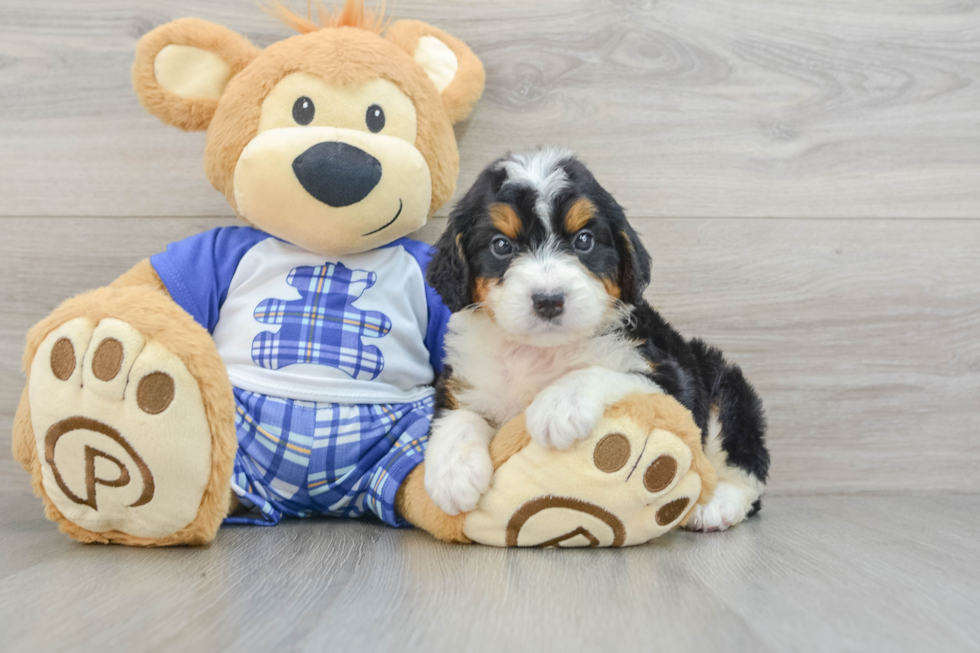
[
  {"xmin": 425, "ymin": 441, "xmax": 493, "ymax": 515},
  {"xmin": 424, "ymin": 412, "xmax": 495, "ymax": 515},
  {"xmin": 526, "ymin": 382, "xmax": 604, "ymax": 450},
  {"xmin": 684, "ymin": 481, "xmax": 758, "ymax": 532}
]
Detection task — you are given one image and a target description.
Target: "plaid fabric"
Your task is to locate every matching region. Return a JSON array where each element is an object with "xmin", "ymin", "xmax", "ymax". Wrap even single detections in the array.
[
  {"xmin": 225, "ymin": 388, "xmax": 433, "ymax": 528},
  {"xmin": 251, "ymin": 262, "xmax": 392, "ymax": 380}
]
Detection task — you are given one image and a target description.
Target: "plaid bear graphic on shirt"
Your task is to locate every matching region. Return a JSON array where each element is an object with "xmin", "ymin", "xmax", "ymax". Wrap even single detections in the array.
[{"xmin": 252, "ymin": 262, "xmax": 392, "ymax": 380}]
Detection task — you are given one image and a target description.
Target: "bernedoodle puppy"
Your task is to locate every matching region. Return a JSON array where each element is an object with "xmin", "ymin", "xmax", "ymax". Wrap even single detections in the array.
[{"xmin": 423, "ymin": 148, "xmax": 770, "ymax": 532}]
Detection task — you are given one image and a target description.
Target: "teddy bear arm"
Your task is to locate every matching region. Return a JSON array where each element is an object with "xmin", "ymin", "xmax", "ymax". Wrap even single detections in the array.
[{"xmin": 108, "ymin": 258, "xmax": 170, "ymax": 293}]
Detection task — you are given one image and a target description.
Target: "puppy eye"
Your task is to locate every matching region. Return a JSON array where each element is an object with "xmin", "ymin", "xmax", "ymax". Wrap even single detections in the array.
[
  {"xmin": 573, "ymin": 230, "xmax": 595, "ymax": 253},
  {"xmin": 366, "ymin": 104, "xmax": 386, "ymax": 133},
  {"xmin": 491, "ymin": 236, "xmax": 514, "ymax": 258},
  {"xmin": 292, "ymin": 97, "xmax": 315, "ymax": 125}
]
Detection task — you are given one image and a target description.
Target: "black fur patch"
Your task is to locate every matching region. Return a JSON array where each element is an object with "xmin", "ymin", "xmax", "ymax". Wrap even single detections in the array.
[
  {"xmin": 433, "ymin": 364, "xmax": 456, "ymax": 419},
  {"xmin": 617, "ymin": 305, "xmax": 769, "ymax": 483}
]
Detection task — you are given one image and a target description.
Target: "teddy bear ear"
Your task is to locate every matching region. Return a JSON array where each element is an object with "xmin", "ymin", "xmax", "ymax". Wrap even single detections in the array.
[
  {"xmin": 132, "ymin": 18, "xmax": 259, "ymax": 131},
  {"xmin": 386, "ymin": 20, "xmax": 486, "ymax": 124}
]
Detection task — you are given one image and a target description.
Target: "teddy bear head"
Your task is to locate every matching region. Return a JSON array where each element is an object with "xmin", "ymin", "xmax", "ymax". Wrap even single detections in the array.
[{"xmin": 133, "ymin": 1, "xmax": 485, "ymax": 256}]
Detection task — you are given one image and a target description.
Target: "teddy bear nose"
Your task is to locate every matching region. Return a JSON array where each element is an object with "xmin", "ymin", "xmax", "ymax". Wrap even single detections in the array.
[{"xmin": 292, "ymin": 142, "xmax": 382, "ymax": 207}]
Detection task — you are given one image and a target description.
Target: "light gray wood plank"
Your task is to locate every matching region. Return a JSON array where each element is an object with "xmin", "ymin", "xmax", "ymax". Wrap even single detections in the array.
[
  {"xmin": 0, "ymin": 494, "xmax": 977, "ymax": 653},
  {"xmin": 2, "ymin": 216, "xmax": 978, "ymax": 495},
  {"xmin": 1, "ymin": 0, "xmax": 979, "ymax": 218}
]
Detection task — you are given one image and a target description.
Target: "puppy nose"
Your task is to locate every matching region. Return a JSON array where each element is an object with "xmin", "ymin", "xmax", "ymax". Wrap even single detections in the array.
[
  {"xmin": 292, "ymin": 142, "xmax": 382, "ymax": 207},
  {"xmin": 532, "ymin": 292, "xmax": 565, "ymax": 320}
]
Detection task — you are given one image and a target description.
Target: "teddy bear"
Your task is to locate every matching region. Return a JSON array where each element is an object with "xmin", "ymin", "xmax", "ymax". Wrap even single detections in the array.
[{"xmin": 12, "ymin": 1, "xmax": 714, "ymax": 547}]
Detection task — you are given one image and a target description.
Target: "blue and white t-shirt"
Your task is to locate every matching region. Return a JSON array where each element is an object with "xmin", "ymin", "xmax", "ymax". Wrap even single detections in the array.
[{"xmin": 150, "ymin": 227, "xmax": 449, "ymax": 405}]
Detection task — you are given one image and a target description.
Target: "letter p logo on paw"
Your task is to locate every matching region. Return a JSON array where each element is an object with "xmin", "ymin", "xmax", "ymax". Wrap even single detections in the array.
[{"xmin": 45, "ymin": 417, "xmax": 154, "ymax": 511}]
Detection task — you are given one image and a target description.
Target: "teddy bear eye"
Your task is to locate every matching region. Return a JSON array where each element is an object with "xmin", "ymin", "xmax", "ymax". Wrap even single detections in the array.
[
  {"xmin": 366, "ymin": 104, "xmax": 385, "ymax": 133},
  {"xmin": 292, "ymin": 96, "xmax": 315, "ymax": 125}
]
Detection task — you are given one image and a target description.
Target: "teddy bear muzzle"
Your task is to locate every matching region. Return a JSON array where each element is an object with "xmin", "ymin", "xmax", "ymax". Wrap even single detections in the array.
[{"xmin": 232, "ymin": 126, "xmax": 432, "ymax": 257}]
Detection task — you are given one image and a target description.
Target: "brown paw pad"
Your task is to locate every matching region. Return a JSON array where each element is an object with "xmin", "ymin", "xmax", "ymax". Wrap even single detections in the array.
[
  {"xmin": 136, "ymin": 372, "xmax": 175, "ymax": 415},
  {"xmin": 656, "ymin": 498, "xmax": 690, "ymax": 526},
  {"xmin": 644, "ymin": 455, "xmax": 678, "ymax": 493},
  {"xmin": 594, "ymin": 432, "xmax": 630, "ymax": 473},
  {"xmin": 50, "ymin": 338, "xmax": 76, "ymax": 381},
  {"xmin": 92, "ymin": 338, "xmax": 124, "ymax": 381}
]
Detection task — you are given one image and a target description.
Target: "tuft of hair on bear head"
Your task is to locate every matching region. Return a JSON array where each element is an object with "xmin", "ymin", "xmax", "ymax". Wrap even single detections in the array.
[{"xmin": 264, "ymin": 0, "xmax": 389, "ymax": 35}]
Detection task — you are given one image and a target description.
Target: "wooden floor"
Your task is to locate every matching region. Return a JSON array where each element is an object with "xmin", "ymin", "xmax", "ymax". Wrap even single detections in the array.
[
  {"xmin": 2, "ymin": 469, "xmax": 978, "ymax": 653},
  {"xmin": 2, "ymin": 0, "xmax": 980, "ymax": 651}
]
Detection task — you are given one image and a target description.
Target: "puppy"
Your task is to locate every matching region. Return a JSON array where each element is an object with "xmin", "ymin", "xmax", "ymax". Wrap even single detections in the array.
[{"xmin": 424, "ymin": 147, "xmax": 769, "ymax": 532}]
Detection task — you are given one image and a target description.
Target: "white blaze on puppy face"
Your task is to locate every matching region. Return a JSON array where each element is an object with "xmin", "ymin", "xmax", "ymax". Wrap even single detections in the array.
[
  {"xmin": 497, "ymin": 147, "xmax": 573, "ymax": 233},
  {"xmin": 485, "ymin": 241, "xmax": 615, "ymax": 346}
]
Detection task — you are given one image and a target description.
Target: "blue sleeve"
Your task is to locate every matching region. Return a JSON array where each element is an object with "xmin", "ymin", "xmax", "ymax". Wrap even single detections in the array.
[
  {"xmin": 423, "ymin": 280, "xmax": 452, "ymax": 375},
  {"xmin": 150, "ymin": 226, "xmax": 271, "ymax": 332},
  {"xmin": 392, "ymin": 238, "xmax": 452, "ymax": 375}
]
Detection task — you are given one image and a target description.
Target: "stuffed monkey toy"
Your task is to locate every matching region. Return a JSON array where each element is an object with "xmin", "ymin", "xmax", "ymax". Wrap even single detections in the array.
[{"xmin": 13, "ymin": 1, "xmax": 713, "ymax": 547}]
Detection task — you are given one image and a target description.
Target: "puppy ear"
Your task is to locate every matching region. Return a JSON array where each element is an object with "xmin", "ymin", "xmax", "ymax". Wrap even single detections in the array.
[
  {"xmin": 427, "ymin": 213, "xmax": 472, "ymax": 312},
  {"xmin": 386, "ymin": 20, "xmax": 485, "ymax": 124},
  {"xmin": 132, "ymin": 18, "xmax": 259, "ymax": 131},
  {"xmin": 429, "ymin": 163, "xmax": 506, "ymax": 311},
  {"xmin": 614, "ymin": 213, "xmax": 652, "ymax": 304}
]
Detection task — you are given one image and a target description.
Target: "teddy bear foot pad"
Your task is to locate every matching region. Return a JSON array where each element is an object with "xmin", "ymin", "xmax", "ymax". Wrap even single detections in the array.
[
  {"xmin": 29, "ymin": 317, "xmax": 214, "ymax": 540},
  {"xmin": 463, "ymin": 396, "xmax": 703, "ymax": 548}
]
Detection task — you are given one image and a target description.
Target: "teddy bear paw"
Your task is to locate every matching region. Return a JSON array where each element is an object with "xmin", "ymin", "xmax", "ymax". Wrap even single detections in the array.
[
  {"xmin": 463, "ymin": 394, "xmax": 705, "ymax": 547},
  {"xmin": 28, "ymin": 317, "xmax": 214, "ymax": 540}
]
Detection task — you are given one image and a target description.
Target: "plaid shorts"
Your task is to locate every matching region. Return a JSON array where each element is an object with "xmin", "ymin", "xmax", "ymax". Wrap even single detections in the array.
[{"xmin": 225, "ymin": 388, "xmax": 433, "ymax": 528}]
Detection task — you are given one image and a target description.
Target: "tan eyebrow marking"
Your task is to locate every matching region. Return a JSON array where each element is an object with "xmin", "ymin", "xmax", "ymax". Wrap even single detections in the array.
[
  {"xmin": 489, "ymin": 203, "xmax": 522, "ymax": 239},
  {"xmin": 601, "ymin": 277, "xmax": 622, "ymax": 299},
  {"xmin": 565, "ymin": 197, "xmax": 597, "ymax": 233}
]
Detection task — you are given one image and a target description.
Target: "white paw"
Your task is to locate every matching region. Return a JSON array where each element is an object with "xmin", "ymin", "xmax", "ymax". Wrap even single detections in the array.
[
  {"xmin": 525, "ymin": 382, "xmax": 604, "ymax": 450},
  {"xmin": 684, "ymin": 482, "xmax": 757, "ymax": 532},
  {"xmin": 424, "ymin": 412, "xmax": 495, "ymax": 515}
]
